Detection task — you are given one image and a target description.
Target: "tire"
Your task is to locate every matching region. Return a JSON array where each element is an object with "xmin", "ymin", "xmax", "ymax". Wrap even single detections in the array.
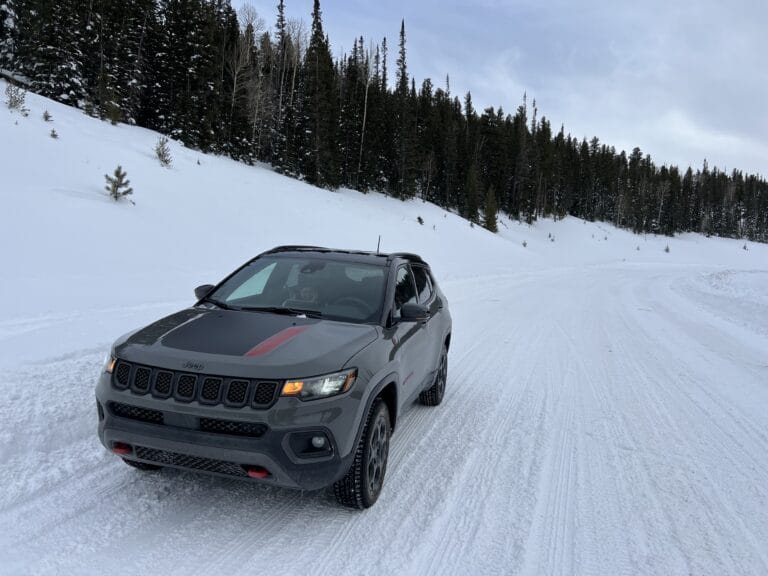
[
  {"xmin": 333, "ymin": 398, "xmax": 390, "ymax": 509},
  {"xmin": 419, "ymin": 346, "xmax": 447, "ymax": 406},
  {"xmin": 122, "ymin": 458, "xmax": 161, "ymax": 471}
]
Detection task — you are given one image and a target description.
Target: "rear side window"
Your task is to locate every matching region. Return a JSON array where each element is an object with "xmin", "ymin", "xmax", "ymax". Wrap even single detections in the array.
[
  {"xmin": 412, "ymin": 266, "xmax": 434, "ymax": 304},
  {"xmin": 393, "ymin": 266, "xmax": 417, "ymax": 319}
]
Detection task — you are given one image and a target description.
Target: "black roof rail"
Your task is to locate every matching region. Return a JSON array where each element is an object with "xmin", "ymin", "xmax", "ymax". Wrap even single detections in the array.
[
  {"xmin": 256, "ymin": 246, "xmax": 423, "ymax": 263},
  {"xmin": 261, "ymin": 245, "xmax": 331, "ymax": 255},
  {"xmin": 387, "ymin": 252, "xmax": 425, "ymax": 264}
]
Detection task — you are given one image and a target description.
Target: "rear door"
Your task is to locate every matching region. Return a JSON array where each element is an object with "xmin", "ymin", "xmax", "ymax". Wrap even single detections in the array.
[{"xmin": 411, "ymin": 264, "xmax": 442, "ymax": 384}]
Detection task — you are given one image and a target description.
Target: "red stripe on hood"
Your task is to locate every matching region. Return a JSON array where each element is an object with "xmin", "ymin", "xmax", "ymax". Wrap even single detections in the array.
[{"xmin": 244, "ymin": 326, "xmax": 309, "ymax": 357}]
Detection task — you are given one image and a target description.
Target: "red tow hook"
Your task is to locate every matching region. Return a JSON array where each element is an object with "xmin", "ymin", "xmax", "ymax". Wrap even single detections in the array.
[
  {"xmin": 112, "ymin": 442, "xmax": 133, "ymax": 455},
  {"xmin": 245, "ymin": 466, "xmax": 270, "ymax": 479}
]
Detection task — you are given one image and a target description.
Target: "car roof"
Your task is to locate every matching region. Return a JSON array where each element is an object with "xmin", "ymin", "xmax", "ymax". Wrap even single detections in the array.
[{"xmin": 257, "ymin": 245, "xmax": 426, "ymax": 266}]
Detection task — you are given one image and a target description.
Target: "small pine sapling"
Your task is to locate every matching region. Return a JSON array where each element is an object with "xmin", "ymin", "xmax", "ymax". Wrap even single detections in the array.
[
  {"xmin": 522, "ymin": 240, "xmax": 527, "ymax": 248},
  {"xmin": 105, "ymin": 165, "xmax": 134, "ymax": 201},
  {"xmin": 155, "ymin": 137, "xmax": 172, "ymax": 167},
  {"xmin": 43, "ymin": 110, "xmax": 52, "ymax": 122},
  {"xmin": 50, "ymin": 129, "xmax": 58, "ymax": 139}
]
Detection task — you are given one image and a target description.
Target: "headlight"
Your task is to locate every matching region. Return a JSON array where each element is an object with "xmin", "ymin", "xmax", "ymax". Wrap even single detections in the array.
[
  {"xmin": 282, "ymin": 369, "xmax": 357, "ymax": 401},
  {"xmin": 104, "ymin": 354, "xmax": 117, "ymax": 374}
]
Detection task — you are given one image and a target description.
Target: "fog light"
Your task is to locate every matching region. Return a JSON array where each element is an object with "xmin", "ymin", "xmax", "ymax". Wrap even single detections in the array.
[
  {"xmin": 311, "ymin": 436, "xmax": 326, "ymax": 449},
  {"xmin": 112, "ymin": 442, "xmax": 132, "ymax": 455},
  {"xmin": 245, "ymin": 465, "xmax": 270, "ymax": 479}
]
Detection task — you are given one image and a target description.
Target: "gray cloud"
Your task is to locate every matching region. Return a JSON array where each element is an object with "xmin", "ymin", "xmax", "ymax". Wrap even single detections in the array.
[{"xmin": 232, "ymin": 0, "xmax": 767, "ymax": 175}]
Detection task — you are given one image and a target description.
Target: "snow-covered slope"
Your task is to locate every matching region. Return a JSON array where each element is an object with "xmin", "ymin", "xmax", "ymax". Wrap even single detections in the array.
[{"xmin": 1, "ymin": 81, "xmax": 767, "ymax": 576}]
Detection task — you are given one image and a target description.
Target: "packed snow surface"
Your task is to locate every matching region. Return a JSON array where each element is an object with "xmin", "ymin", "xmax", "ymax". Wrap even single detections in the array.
[{"xmin": 1, "ymin": 82, "xmax": 767, "ymax": 575}]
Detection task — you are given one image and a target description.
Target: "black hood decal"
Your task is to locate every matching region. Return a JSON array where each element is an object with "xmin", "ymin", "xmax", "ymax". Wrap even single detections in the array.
[
  {"xmin": 156, "ymin": 310, "xmax": 318, "ymax": 356},
  {"xmin": 120, "ymin": 307, "xmax": 378, "ymax": 376}
]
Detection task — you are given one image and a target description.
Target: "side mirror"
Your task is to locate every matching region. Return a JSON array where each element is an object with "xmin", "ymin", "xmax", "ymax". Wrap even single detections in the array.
[
  {"xmin": 400, "ymin": 302, "xmax": 429, "ymax": 322},
  {"xmin": 195, "ymin": 284, "xmax": 215, "ymax": 301}
]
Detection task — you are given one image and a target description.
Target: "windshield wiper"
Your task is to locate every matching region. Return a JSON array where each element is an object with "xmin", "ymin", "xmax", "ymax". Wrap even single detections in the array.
[
  {"xmin": 201, "ymin": 296, "xmax": 239, "ymax": 311},
  {"xmin": 241, "ymin": 306, "xmax": 322, "ymax": 318}
]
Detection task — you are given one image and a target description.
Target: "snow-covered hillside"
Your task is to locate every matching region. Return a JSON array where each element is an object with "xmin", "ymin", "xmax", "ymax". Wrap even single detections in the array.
[{"xmin": 1, "ymin": 82, "xmax": 767, "ymax": 576}]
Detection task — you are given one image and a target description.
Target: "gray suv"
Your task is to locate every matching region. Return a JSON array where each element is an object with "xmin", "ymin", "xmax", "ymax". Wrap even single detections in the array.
[{"xmin": 95, "ymin": 246, "xmax": 452, "ymax": 508}]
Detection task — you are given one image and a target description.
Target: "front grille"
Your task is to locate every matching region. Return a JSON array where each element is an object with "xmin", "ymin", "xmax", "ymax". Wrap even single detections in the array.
[
  {"xmin": 114, "ymin": 362, "xmax": 131, "ymax": 389},
  {"xmin": 154, "ymin": 371, "xmax": 173, "ymax": 397},
  {"xmin": 133, "ymin": 367, "xmax": 151, "ymax": 394},
  {"xmin": 226, "ymin": 380, "xmax": 249, "ymax": 406},
  {"xmin": 253, "ymin": 381, "xmax": 278, "ymax": 406},
  {"xmin": 200, "ymin": 417, "xmax": 268, "ymax": 437},
  {"xmin": 200, "ymin": 378, "xmax": 222, "ymax": 403},
  {"xmin": 110, "ymin": 361, "xmax": 280, "ymax": 409},
  {"xmin": 109, "ymin": 401, "xmax": 164, "ymax": 424},
  {"xmin": 134, "ymin": 446, "xmax": 248, "ymax": 477},
  {"xmin": 176, "ymin": 374, "xmax": 197, "ymax": 401}
]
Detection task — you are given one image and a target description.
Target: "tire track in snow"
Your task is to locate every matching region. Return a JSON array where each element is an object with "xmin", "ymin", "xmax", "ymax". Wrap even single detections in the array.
[{"xmin": 3, "ymin": 266, "xmax": 768, "ymax": 575}]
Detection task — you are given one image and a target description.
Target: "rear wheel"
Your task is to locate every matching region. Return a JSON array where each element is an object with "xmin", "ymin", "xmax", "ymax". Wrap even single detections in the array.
[
  {"xmin": 333, "ymin": 398, "xmax": 390, "ymax": 509},
  {"xmin": 122, "ymin": 458, "xmax": 161, "ymax": 471},
  {"xmin": 419, "ymin": 347, "xmax": 447, "ymax": 406}
]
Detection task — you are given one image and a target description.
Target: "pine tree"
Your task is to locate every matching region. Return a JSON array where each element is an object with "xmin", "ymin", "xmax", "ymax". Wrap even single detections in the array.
[
  {"xmin": 105, "ymin": 165, "xmax": 134, "ymax": 201},
  {"xmin": 301, "ymin": 0, "xmax": 338, "ymax": 188},
  {"xmin": 0, "ymin": 0, "xmax": 17, "ymax": 71},
  {"xmin": 483, "ymin": 185, "xmax": 498, "ymax": 232},
  {"xmin": 465, "ymin": 162, "xmax": 480, "ymax": 223},
  {"xmin": 155, "ymin": 137, "xmax": 172, "ymax": 167},
  {"xmin": 392, "ymin": 20, "xmax": 417, "ymax": 198}
]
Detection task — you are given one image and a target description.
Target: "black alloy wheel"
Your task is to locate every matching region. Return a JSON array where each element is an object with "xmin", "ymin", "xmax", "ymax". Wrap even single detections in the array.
[
  {"xmin": 333, "ymin": 398, "xmax": 391, "ymax": 509},
  {"xmin": 419, "ymin": 347, "xmax": 447, "ymax": 406}
]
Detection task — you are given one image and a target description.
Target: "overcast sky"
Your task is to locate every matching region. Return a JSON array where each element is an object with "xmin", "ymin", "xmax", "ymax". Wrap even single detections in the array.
[{"xmin": 232, "ymin": 0, "xmax": 767, "ymax": 177}]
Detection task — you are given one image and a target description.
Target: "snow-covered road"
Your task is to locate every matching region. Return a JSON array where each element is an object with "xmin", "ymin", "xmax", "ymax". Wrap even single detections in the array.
[{"xmin": 2, "ymin": 264, "xmax": 766, "ymax": 576}]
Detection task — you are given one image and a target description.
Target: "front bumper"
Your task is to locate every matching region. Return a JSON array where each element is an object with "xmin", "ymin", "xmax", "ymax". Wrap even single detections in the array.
[{"xmin": 95, "ymin": 372, "xmax": 362, "ymax": 491}]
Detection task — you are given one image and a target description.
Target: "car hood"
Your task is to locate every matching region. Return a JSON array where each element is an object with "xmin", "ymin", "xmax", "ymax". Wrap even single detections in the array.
[{"xmin": 114, "ymin": 307, "xmax": 378, "ymax": 379}]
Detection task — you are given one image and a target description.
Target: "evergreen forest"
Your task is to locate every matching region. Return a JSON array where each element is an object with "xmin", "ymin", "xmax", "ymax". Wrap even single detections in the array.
[{"xmin": 1, "ymin": 0, "xmax": 765, "ymax": 241}]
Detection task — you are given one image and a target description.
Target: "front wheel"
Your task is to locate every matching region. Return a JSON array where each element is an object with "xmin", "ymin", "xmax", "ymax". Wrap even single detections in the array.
[
  {"xmin": 419, "ymin": 347, "xmax": 447, "ymax": 406},
  {"xmin": 333, "ymin": 398, "xmax": 390, "ymax": 509}
]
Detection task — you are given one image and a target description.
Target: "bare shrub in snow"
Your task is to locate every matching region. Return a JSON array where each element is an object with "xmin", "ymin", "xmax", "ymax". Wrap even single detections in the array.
[
  {"xmin": 104, "ymin": 100, "xmax": 121, "ymax": 125},
  {"xmin": 522, "ymin": 240, "xmax": 527, "ymax": 248},
  {"xmin": 417, "ymin": 216, "xmax": 424, "ymax": 225},
  {"xmin": 664, "ymin": 244, "xmax": 670, "ymax": 253},
  {"xmin": 49, "ymin": 129, "xmax": 58, "ymax": 139},
  {"xmin": 105, "ymin": 166, "xmax": 134, "ymax": 201},
  {"xmin": 5, "ymin": 83, "xmax": 28, "ymax": 114},
  {"xmin": 43, "ymin": 110, "xmax": 52, "ymax": 122},
  {"xmin": 155, "ymin": 137, "xmax": 172, "ymax": 167}
]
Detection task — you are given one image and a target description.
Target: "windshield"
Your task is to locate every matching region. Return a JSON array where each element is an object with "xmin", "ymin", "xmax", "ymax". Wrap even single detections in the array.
[{"xmin": 206, "ymin": 256, "xmax": 387, "ymax": 324}]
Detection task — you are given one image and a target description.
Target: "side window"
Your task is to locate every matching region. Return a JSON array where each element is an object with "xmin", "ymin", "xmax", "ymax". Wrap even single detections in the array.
[
  {"xmin": 393, "ymin": 266, "xmax": 417, "ymax": 319},
  {"xmin": 412, "ymin": 266, "xmax": 434, "ymax": 304}
]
